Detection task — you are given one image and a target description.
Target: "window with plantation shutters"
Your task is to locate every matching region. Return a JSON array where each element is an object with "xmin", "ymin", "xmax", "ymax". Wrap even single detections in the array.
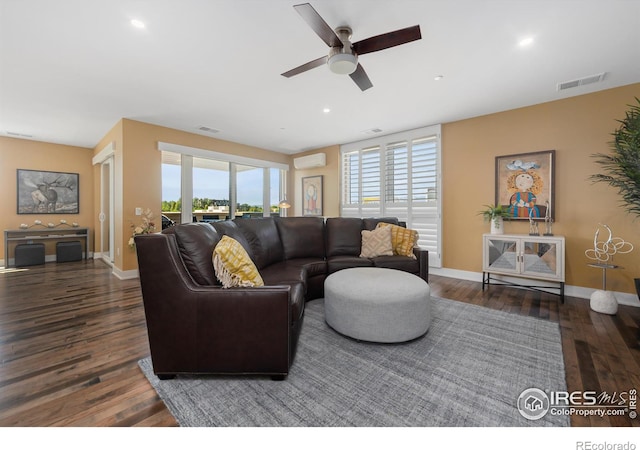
[
  {"xmin": 340, "ymin": 125, "xmax": 442, "ymax": 267},
  {"xmin": 385, "ymin": 142, "xmax": 409, "ymax": 204}
]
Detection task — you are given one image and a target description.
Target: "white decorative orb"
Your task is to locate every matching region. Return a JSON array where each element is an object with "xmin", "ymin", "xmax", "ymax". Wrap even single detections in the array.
[{"xmin": 590, "ymin": 290, "xmax": 618, "ymax": 315}]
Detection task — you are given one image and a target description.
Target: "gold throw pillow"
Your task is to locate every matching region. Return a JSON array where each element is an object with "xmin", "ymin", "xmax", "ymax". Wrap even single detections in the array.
[
  {"xmin": 375, "ymin": 223, "xmax": 418, "ymax": 259},
  {"xmin": 212, "ymin": 236, "xmax": 264, "ymax": 288}
]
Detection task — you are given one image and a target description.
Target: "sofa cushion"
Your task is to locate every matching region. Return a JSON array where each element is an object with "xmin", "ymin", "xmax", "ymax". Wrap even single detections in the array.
[
  {"xmin": 326, "ymin": 217, "xmax": 363, "ymax": 257},
  {"xmin": 376, "ymin": 222, "xmax": 418, "ymax": 259},
  {"xmin": 275, "ymin": 217, "xmax": 325, "ymax": 259},
  {"xmin": 280, "ymin": 258, "xmax": 327, "ymax": 302},
  {"xmin": 363, "ymin": 217, "xmax": 399, "ymax": 230},
  {"xmin": 360, "ymin": 226, "xmax": 393, "ymax": 258},
  {"xmin": 327, "ymin": 255, "xmax": 374, "ymax": 274},
  {"xmin": 167, "ymin": 222, "xmax": 221, "ymax": 286},
  {"xmin": 213, "ymin": 236, "xmax": 265, "ymax": 288},
  {"xmin": 234, "ymin": 218, "xmax": 284, "ymax": 270},
  {"xmin": 371, "ymin": 255, "xmax": 420, "ymax": 274},
  {"xmin": 260, "ymin": 261, "xmax": 308, "ymax": 293},
  {"xmin": 285, "ymin": 257, "xmax": 327, "ymax": 278},
  {"xmin": 211, "ymin": 220, "xmax": 253, "ymax": 256}
]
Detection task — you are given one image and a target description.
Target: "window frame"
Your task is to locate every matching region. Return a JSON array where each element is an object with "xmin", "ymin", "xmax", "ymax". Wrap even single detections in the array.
[{"xmin": 158, "ymin": 142, "xmax": 289, "ymax": 222}]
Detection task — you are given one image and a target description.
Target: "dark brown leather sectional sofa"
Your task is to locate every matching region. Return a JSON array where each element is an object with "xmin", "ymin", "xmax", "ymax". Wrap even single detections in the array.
[{"xmin": 135, "ymin": 216, "xmax": 429, "ymax": 380}]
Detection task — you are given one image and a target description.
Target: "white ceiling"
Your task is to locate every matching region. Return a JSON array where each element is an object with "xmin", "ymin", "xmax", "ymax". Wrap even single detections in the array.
[{"xmin": 1, "ymin": 0, "xmax": 640, "ymax": 154}]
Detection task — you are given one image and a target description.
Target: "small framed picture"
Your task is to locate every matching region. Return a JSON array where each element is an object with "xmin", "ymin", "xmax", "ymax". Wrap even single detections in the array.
[
  {"xmin": 495, "ymin": 150, "xmax": 555, "ymax": 221},
  {"xmin": 302, "ymin": 175, "xmax": 323, "ymax": 216}
]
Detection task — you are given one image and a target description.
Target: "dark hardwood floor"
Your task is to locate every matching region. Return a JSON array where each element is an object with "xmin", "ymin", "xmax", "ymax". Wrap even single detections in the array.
[{"xmin": 0, "ymin": 259, "xmax": 638, "ymax": 427}]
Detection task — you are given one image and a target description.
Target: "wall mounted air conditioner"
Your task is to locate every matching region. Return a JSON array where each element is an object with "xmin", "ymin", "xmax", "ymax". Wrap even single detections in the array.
[{"xmin": 293, "ymin": 152, "xmax": 326, "ymax": 169}]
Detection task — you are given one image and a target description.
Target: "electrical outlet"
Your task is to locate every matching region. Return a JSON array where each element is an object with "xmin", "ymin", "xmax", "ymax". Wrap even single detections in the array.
[{"xmin": 135, "ymin": 207, "xmax": 142, "ymax": 216}]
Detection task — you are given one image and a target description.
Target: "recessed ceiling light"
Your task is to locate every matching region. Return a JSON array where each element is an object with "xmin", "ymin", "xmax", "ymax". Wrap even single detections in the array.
[
  {"xmin": 519, "ymin": 37, "xmax": 534, "ymax": 47},
  {"xmin": 130, "ymin": 19, "xmax": 146, "ymax": 29},
  {"xmin": 323, "ymin": 107, "xmax": 331, "ymax": 113},
  {"xmin": 434, "ymin": 75, "xmax": 444, "ymax": 81}
]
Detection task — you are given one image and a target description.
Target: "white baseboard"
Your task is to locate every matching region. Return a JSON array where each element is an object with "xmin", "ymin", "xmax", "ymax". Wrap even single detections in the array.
[
  {"xmin": 112, "ymin": 267, "xmax": 139, "ymax": 280},
  {"xmin": 91, "ymin": 253, "xmax": 138, "ymax": 279},
  {"xmin": 430, "ymin": 267, "xmax": 640, "ymax": 307}
]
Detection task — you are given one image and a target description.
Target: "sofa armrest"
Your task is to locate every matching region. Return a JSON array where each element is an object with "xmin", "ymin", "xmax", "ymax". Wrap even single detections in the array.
[
  {"xmin": 193, "ymin": 286, "xmax": 292, "ymax": 375},
  {"xmin": 135, "ymin": 233, "xmax": 292, "ymax": 376},
  {"xmin": 413, "ymin": 246, "xmax": 429, "ymax": 282}
]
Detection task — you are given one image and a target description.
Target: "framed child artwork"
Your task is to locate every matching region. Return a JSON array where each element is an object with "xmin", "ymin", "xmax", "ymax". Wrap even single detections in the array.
[
  {"xmin": 495, "ymin": 150, "xmax": 555, "ymax": 221},
  {"xmin": 302, "ymin": 175, "xmax": 323, "ymax": 216}
]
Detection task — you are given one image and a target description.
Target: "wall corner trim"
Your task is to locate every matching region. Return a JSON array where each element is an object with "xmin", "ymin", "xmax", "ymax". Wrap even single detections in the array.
[{"xmin": 93, "ymin": 141, "xmax": 115, "ymax": 165}]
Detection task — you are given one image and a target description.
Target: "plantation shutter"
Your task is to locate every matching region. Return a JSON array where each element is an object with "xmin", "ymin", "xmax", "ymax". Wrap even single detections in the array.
[
  {"xmin": 341, "ymin": 150, "xmax": 359, "ymax": 215},
  {"xmin": 341, "ymin": 146, "xmax": 382, "ymax": 217},
  {"xmin": 340, "ymin": 125, "xmax": 441, "ymax": 267},
  {"xmin": 408, "ymin": 136, "xmax": 439, "ymax": 265},
  {"xmin": 385, "ymin": 141, "xmax": 409, "ymax": 204}
]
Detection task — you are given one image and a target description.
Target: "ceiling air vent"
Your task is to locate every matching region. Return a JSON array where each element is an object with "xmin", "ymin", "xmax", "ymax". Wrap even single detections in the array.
[
  {"xmin": 557, "ymin": 72, "xmax": 606, "ymax": 91},
  {"xmin": 197, "ymin": 126, "xmax": 220, "ymax": 134},
  {"xmin": 6, "ymin": 131, "xmax": 33, "ymax": 138},
  {"xmin": 361, "ymin": 128, "xmax": 383, "ymax": 135}
]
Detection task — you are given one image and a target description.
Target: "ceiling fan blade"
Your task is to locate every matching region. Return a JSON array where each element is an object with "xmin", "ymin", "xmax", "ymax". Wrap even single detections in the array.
[
  {"xmin": 293, "ymin": 3, "xmax": 343, "ymax": 48},
  {"xmin": 352, "ymin": 25, "xmax": 421, "ymax": 55},
  {"xmin": 349, "ymin": 64, "xmax": 373, "ymax": 91},
  {"xmin": 281, "ymin": 55, "xmax": 327, "ymax": 78}
]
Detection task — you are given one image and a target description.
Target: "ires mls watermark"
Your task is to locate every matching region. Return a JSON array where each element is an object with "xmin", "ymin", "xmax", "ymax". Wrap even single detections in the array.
[{"xmin": 517, "ymin": 387, "xmax": 637, "ymax": 420}]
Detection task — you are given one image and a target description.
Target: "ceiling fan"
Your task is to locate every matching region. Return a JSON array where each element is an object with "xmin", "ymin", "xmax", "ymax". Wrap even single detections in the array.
[{"xmin": 281, "ymin": 3, "xmax": 422, "ymax": 91}]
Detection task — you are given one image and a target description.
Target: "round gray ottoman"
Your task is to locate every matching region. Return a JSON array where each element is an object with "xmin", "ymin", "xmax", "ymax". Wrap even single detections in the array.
[{"xmin": 324, "ymin": 267, "xmax": 431, "ymax": 343}]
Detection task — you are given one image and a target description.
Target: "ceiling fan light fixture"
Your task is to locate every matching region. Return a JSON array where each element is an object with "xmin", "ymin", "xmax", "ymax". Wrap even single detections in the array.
[{"xmin": 328, "ymin": 53, "xmax": 358, "ymax": 75}]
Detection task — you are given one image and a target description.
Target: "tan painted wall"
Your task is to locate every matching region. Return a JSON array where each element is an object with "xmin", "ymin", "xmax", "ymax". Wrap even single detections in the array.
[
  {"xmin": 0, "ymin": 136, "xmax": 94, "ymax": 262},
  {"xmin": 106, "ymin": 119, "xmax": 294, "ymax": 271},
  {"xmin": 292, "ymin": 145, "xmax": 340, "ymax": 218},
  {"xmin": 442, "ymin": 83, "xmax": 640, "ymax": 294},
  {"xmin": 5, "ymin": 84, "xmax": 640, "ymax": 295}
]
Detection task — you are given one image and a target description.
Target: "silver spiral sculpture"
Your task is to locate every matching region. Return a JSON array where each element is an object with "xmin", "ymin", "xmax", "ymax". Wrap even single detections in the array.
[{"xmin": 584, "ymin": 224, "xmax": 634, "ymax": 264}]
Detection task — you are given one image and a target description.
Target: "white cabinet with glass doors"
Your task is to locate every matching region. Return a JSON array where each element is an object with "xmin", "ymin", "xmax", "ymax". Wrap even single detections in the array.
[{"xmin": 482, "ymin": 233, "xmax": 565, "ymax": 302}]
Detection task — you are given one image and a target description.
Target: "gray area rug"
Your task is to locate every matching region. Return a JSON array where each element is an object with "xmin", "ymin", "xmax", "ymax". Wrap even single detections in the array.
[{"xmin": 138, "ymin": 297, "xmax": 569, "ymax": 427}]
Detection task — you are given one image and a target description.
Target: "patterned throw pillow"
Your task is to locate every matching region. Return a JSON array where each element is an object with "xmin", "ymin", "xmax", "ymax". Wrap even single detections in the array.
[
  {"xmin": 360, "ymin": 225, "xmax": 394, "ymax": 258},
  {"xmin": 212, "ymin": 236, "xmax": 264, "ymax": 288},
  {"xmin": 375, "ymin": 222, "xmax": 418, "ymax": 259}
]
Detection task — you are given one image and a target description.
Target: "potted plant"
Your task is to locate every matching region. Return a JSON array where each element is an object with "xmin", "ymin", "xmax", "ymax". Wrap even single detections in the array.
[
  {"xmin": 479, "ymin": 204, "xmax": 511, "ymax": 234},
  {"xmin": 590, "ymin": 97, "xmax": 640, "ymax": 299}
]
